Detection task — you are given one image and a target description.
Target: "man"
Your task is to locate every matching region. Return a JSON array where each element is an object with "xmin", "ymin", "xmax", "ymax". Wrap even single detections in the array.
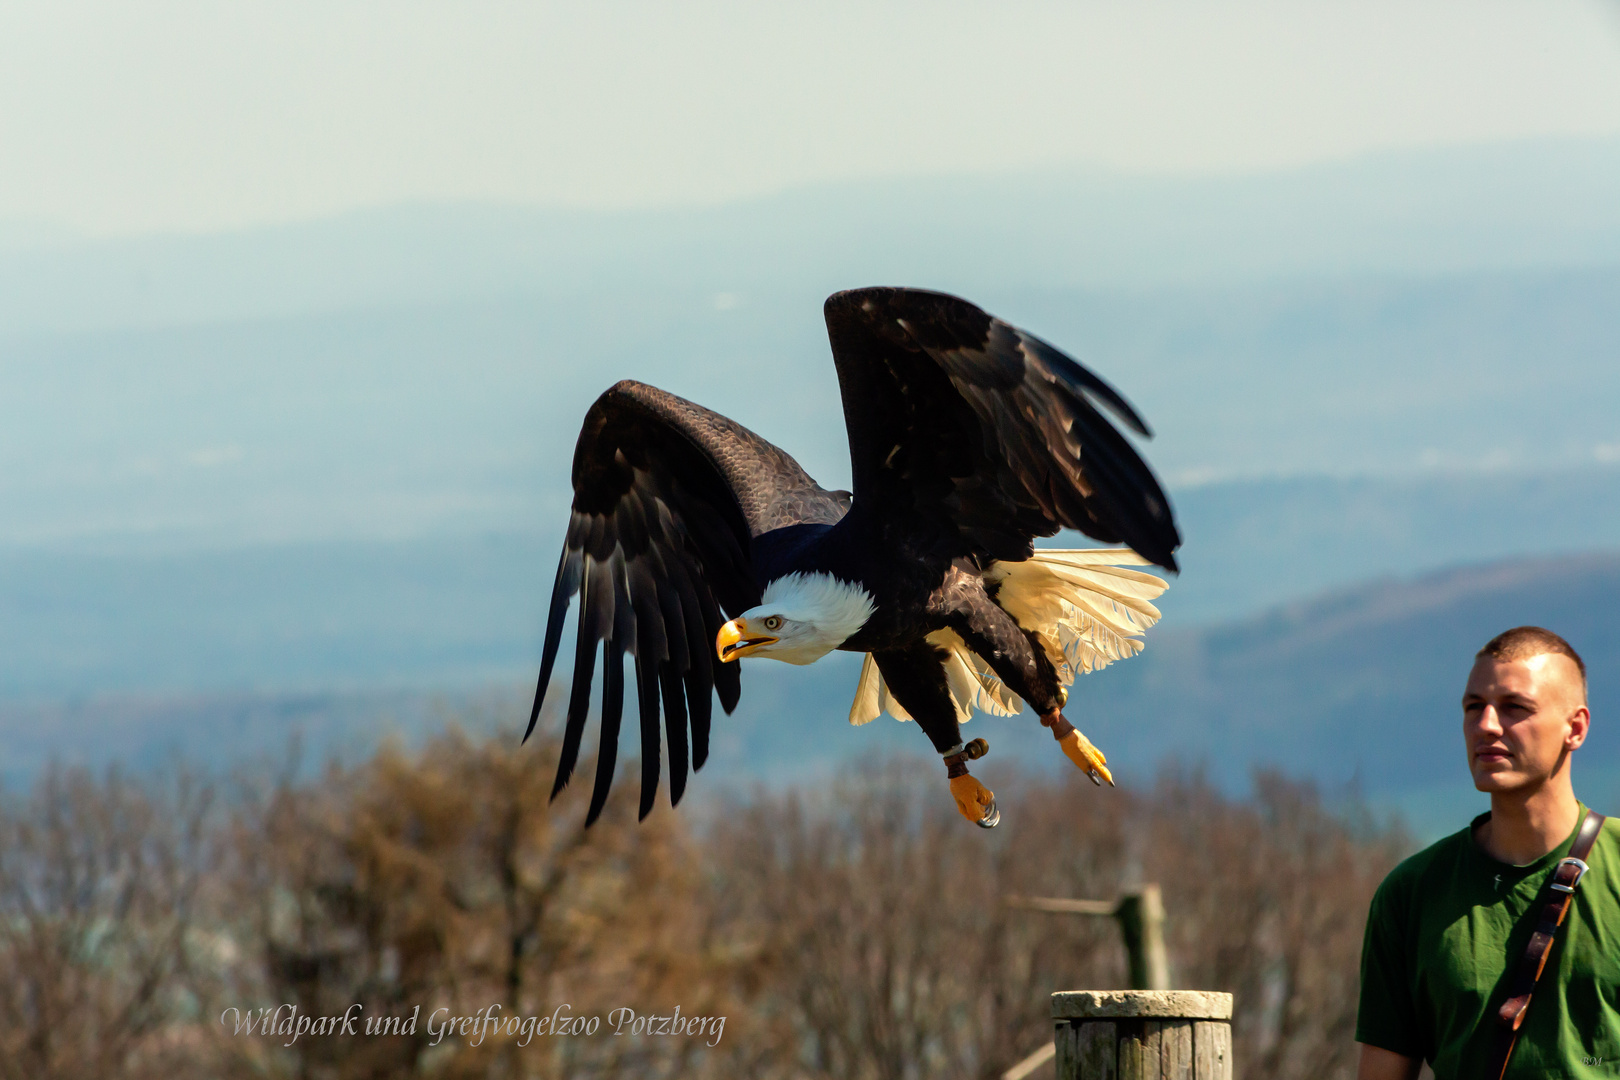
[{"xmin": 1356, "ymin": 626, "xmax": 1619, "ymax": 1080}]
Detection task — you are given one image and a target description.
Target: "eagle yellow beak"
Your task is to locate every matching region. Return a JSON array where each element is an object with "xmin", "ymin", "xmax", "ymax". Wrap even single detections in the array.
[{"xmin": 716, "ymin": 618, "xmax": 778, "ymax": 662}]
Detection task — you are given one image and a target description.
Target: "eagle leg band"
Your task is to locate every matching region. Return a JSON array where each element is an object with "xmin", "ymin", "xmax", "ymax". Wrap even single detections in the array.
[
  {"xmin": 1041, "ymin": 712, "xmax": 1077, "ymax": 741},
  {"xmin": 942, "ymin": 737, "xmax": 989, "ymax": 779}
]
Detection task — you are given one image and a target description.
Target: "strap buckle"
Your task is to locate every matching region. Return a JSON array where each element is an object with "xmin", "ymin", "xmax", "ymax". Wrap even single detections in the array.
[{"xmin": 1550, "ymin": 856, "xmax": 1590, "ymax": 893}]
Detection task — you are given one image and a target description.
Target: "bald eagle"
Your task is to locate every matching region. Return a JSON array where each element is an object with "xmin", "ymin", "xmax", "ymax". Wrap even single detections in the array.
[{"xmin": 527, "ymin": 287, "xmax": 1180, "ymax": 827}]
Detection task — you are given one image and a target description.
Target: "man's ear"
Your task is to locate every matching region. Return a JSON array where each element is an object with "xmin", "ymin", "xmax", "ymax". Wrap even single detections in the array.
[{"xmin": 1566, "ymin": 706, "xmax": 1591, "ymax": 751}]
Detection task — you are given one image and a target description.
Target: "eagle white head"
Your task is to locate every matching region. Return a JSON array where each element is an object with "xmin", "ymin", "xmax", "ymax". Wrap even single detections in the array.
[{"xmin": 715, "ymin": 572, "xmax": 875, "ymax": 666}]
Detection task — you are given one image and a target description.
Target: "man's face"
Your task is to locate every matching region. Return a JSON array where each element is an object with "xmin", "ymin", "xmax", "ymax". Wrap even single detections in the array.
[{"xmin": 1462, "ymin": 653, "xmax": 1589, "ymax": 794}]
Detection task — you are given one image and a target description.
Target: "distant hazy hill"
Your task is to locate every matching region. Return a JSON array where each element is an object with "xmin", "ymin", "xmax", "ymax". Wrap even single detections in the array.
[
  {"xmin": 6, "ymin": 468, "xmax": 1619, "ymax": 701},
  {"xmin": 1076, "ymin": 552, "xmax": 1620, "ymax": 829},
  {"xmin": 6, "ymin": 548, "xmax": 1618, "ymax": 839}
]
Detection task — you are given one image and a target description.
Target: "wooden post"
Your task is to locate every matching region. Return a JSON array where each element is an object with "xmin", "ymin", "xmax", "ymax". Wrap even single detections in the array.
[
  {"xmin": 1052, "ymin": 990, "xmax": 1232, "ymax": 1080},
  {"xmin": 1005, "ymin": 883, "xmax": 1170, "ymax": 991},
  {"xmin": 1114, "ymin": 884, "xmax": 1170, "ymax": 991}
]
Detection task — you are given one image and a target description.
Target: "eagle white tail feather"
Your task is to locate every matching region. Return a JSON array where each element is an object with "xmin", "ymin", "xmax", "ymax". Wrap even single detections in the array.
[{"xmin": 847, "ymin": 549, "xmax": 1167, "ymax": 726}]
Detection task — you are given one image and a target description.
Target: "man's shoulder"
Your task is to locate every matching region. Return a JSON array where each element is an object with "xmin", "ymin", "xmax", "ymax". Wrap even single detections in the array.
[{"xmin": 1372, "ymin": 821, "xmax": 1476, "ymax": 909}]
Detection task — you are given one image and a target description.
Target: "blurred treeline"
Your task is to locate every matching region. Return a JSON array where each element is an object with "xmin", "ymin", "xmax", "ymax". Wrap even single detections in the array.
[{"xmin": 0, "ymin": 721, "xmax": 1407, "ymax": 1080}]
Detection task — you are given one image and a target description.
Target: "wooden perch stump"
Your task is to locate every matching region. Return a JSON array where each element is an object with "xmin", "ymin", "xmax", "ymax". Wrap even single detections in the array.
[{"xmin": 1052, "ymin": 991, "xmax": 1233, "ymax": 1080}]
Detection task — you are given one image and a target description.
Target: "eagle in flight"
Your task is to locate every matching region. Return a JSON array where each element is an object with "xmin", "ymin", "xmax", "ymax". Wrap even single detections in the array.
[{"xmin": 527, "ymin": 287, "xmax": 1180, "ymax": 827}]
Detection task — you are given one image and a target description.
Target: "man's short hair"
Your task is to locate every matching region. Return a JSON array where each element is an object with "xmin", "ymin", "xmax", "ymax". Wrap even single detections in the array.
[{"xmin": 1476, "ymin": 626, "xmax": 1587, "ymax": 687}]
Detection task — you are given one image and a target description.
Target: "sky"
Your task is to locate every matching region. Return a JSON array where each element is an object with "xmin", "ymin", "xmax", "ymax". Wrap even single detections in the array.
[{"xmin": 2, "ymin": 1, "xmax": 1620, "ymax": 236}]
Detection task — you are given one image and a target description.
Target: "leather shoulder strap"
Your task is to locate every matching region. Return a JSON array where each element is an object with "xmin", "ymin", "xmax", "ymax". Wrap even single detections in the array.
[{"xmin": 1482, "ymin": 808, "xmax": 1606, "ymax": 1080}]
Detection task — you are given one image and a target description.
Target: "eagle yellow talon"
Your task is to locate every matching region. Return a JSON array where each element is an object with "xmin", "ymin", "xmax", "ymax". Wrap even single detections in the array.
[
  {"xmin": 949, "ymin": 773, "xmax": 999, "ymax": 827},
  {"xmin": 1059, "ymin": 729, "xmax": 1115, "ymax": 787}
]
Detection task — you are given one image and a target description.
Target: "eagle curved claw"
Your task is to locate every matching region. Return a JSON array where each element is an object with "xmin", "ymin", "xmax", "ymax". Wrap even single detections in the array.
[
  {"xmin": 1041, "ymin": 710, "xmax": 1115, "ymax": 787},
  {"xmin": 1059, "ymin": 729, "xmax": 1114, "ymax": 787},
  {"xmin": 949, "ymin": 773, "xmax": 999, "ymax": 827}
]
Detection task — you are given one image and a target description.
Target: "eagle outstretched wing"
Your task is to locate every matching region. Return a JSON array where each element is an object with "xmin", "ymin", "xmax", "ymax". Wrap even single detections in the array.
[
  {"xmin": 529, "ymin": 380, "xmax": 846, "ymax": 824},
  {"xmin": 823, "ymin": 287, "xmax": 1180, "ymax": 570}
]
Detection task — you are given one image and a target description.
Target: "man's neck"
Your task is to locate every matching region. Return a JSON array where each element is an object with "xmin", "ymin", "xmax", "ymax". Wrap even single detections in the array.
[{"xmin": 1477, "ymin": 779, "xmax": 1582, "ymax": 865}]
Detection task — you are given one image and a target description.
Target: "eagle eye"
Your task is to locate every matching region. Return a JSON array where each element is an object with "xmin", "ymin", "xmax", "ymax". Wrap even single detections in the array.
[{"xmin": 762, "ymin": 616, "xmax": 783, "ymax": 631}]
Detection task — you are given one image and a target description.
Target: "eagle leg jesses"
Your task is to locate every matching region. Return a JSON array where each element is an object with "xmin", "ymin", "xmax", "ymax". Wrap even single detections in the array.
[
  {"xmin": 871, "ymin": 645, "xmax": 1000, "ymax": 826},
  {"xmin": 1041, "ymin": 711, "xmax": 1115, "ymax": 787}
]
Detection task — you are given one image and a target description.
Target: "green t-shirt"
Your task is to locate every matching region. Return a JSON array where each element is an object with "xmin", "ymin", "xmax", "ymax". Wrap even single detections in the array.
[{"xmin": 1357, "ymin": 805, "xmax": 1620, "ymax": 1079}]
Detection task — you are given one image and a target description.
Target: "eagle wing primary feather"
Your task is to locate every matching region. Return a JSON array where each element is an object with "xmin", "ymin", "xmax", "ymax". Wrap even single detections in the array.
[
  {"xmin": 530, "ymin": 380, "xmax": 846, "ymax": 825},
  {"xmin": 823, "ymin": 287, "xmax": 1180, "ymax": 570}
]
